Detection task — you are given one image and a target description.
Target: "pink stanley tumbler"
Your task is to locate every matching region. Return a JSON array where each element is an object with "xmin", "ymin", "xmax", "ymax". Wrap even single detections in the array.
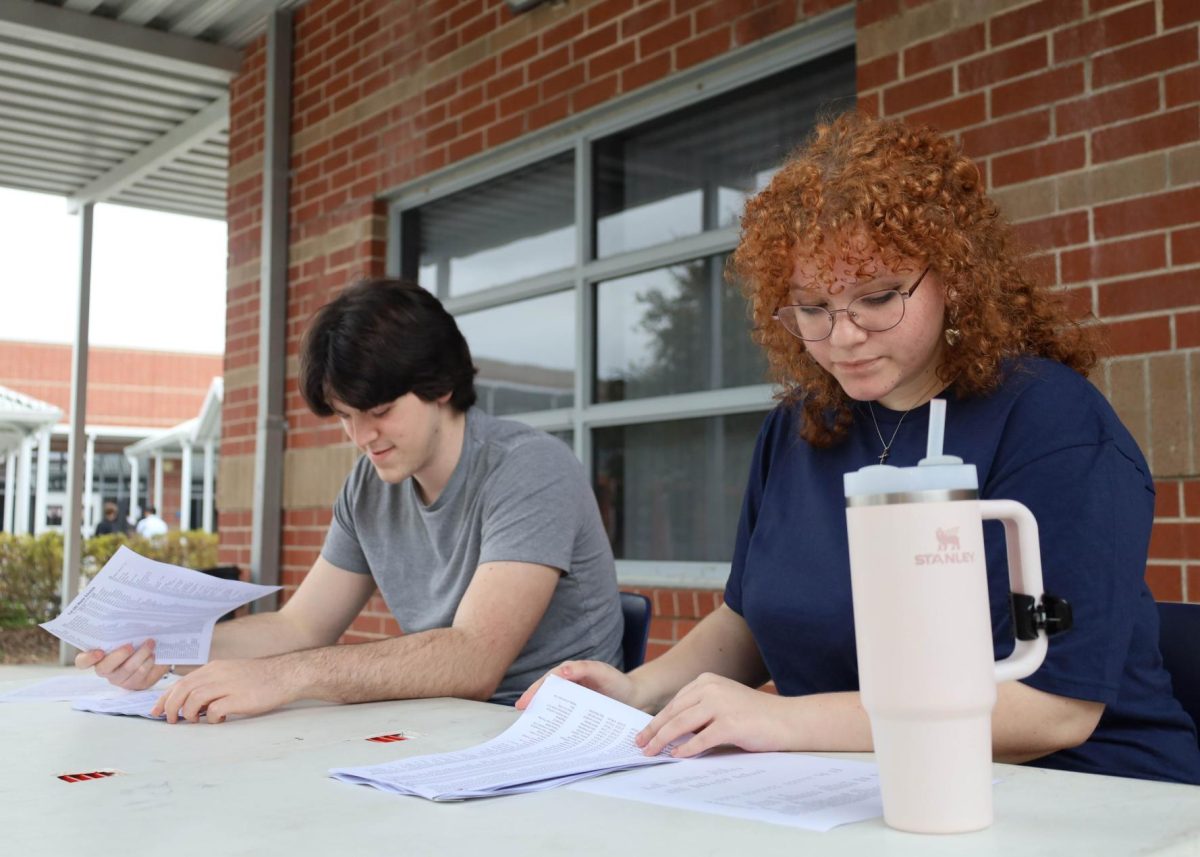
[{"xmin": 843, "ymin": 399, "xmax": 1071, "ymax": 833}]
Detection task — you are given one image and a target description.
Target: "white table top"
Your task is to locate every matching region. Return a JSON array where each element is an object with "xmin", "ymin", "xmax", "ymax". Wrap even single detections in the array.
[{"xmin": 2, "ymin": 664, "xmax": 1198, "ymax": 857}]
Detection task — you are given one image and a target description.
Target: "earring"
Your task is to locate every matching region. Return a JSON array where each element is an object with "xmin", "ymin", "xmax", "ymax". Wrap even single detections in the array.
[{"xmin": 944, "ymin": 327, "xmax": 961, "ymax": 346}]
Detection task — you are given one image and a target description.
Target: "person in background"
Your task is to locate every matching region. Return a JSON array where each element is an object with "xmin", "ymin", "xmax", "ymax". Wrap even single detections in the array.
[
  {"xmin": 93, "ymin": 501, "xmax": 129, "ymax": 537},
  {"xmin": 79, "ymin": 279, "xmax": 623, "ymax": 723},
  {"xmin": 134, "ymin": 505, "xmax": 168, "ymax": 538},
  {"xmin": 520, "ymin": 111, "xmax": 1200, "ymax": 786}
]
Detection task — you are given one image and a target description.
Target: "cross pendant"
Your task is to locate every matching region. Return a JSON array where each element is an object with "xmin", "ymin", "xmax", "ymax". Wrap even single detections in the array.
[{"xmin": 878, "ymin": 450, "xmax": 890, "ymax": 465}]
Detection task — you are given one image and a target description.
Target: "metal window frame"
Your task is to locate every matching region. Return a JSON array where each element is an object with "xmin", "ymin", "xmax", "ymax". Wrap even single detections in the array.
[{"xmin": 383, "ymin": 9, "xmax": 855, "ymax": 586}]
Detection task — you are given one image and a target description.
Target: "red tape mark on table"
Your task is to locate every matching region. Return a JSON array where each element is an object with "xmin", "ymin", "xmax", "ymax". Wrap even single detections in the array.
[
  {"xmin": 366, "ymin": 733, "xmax": 409, "ymax": 743},
  {"xmin": 58, "ymin": 770, "xmax": 118, "ymax": 783}
]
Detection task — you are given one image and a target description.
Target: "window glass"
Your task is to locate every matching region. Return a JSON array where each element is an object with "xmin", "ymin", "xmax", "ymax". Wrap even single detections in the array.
[
  {"xmin": 406, "ymin": 151, "xmax": 575, "ymax": 297},
  {"xmin": 592, "ymin": 411, "xmax": 763, "ymax": 561},
  {"xmin": 393, "ymin": 44, "xmax": 856, "ymax": 569},
  {"xmin": 457, "ymin": 290, "xmax": 575, "ymax": 415},
  {"xmin": 593, "ymin": 46, "xmax": 856, "ymax": 258},
  {"xmin": 594, "ymin": 254, "xmax": 767, "ymax": 403}
]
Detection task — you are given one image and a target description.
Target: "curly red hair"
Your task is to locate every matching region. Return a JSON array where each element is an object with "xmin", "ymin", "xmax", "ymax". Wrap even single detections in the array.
[{"xmin": 731, "ymin": 111, "xmax": 1099, "ymax": 447}]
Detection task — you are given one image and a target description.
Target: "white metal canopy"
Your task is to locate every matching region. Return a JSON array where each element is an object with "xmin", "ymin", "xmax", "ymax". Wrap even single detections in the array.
[
  {"xmin": 0, "ymin": 383, "xmax": 60, "ymax": 455},
  {"xmin": 123, "ymin": 376, "xmax": 221, "ymax": 458},
  {"xmin": 121, "ymin": 376, "xmax": 222, "ymax": 533},
  {"xmin": 0, "ymin": 383, "xmax": 60, "ymax": 536}
]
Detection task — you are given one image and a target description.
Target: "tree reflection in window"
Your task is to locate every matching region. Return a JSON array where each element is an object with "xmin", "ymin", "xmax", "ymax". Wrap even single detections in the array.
[{"xmin": 595, "ymin": 254, "xmax": 766, "ymax": 403}]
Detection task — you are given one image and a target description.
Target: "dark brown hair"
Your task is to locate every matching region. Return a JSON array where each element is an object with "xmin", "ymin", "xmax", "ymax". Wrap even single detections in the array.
[{"xmin": 299, "ymin": 279, "xmax": 477, "ymax": 416}]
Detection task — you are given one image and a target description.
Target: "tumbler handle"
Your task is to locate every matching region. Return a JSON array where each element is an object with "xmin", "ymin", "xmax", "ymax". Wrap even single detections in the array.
[{"xmin": 980, "ymin": 499, "xmax": 1049, "ymax": 684}]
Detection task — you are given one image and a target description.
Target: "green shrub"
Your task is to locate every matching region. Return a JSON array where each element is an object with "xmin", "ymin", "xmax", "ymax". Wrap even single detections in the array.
[
  {"xmin": 0, "ymin": 531, "xmax": 220, "ymax": 626},
  {"xmin": 0, "ymin": 601, "xmax": 31, "ymax": 629},
  {"xmin": 0, "ymin": 532, "xmax": 63, "ymax": 628}
]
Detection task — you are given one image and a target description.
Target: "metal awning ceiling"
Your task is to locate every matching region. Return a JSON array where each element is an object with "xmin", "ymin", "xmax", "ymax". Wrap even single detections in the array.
[{"xmin": 0, "ymin": 0, "xmax": 302, "ymax": 220}]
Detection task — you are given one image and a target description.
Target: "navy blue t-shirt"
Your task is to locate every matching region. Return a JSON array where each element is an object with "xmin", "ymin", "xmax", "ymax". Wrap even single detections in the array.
[{"xmin": 725, "ymin": 357, "xmax": 1200, "ymax": 785}]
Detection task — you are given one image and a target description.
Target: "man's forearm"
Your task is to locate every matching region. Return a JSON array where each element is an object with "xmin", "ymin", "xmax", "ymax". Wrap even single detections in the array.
[
  {"xmin": 208, "ymin": 610, "xmax": 336, "ymax": 662},
  {"xmin": 265, "ymin": 627, "xmax": 504, "ymax": 704}
]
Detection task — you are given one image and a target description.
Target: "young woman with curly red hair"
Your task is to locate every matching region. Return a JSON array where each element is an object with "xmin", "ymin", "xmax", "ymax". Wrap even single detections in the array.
[{"xmin": 521, "ymin": 112, "xmax": 1200, "ymax": 785}]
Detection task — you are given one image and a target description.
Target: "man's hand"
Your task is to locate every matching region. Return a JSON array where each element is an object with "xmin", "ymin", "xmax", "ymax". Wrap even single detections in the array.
[
  {"xmin": 635, "ymin": 673, "xmax": 802, "ymax": 758},
  {"xmin": 515, "ymin": 660, "xmax": 637, "ymax": 711},
  {"xmin": 76, "ymin": 640, "xmax": 170, "ymax": 691},
  {"xmin": 152, "ymin": 659, "xmax": 297, "ymax": 724}
]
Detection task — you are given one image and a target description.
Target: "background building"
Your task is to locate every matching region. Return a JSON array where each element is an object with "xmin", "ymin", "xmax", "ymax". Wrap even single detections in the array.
[
  {"xmin": 0, "ymin": 339, "xmax": 222, "ymax": 535},
  {"xmin": 206, "ymin": 0, "xmax": 1199, "ymax": 653}
]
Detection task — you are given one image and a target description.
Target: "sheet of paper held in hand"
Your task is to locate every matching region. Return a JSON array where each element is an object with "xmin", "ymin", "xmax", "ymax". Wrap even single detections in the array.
[
  {"xmin": 40, "ymin": 546, "xmax": 280, "ymax": 664},
  {"xmin": 330, "ymin": 674, "xmax": 682, "ymax": 799}
]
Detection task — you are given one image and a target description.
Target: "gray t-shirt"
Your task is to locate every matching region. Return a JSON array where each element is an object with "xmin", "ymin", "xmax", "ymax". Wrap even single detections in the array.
[{"xmin": 321, "ymin": 408, "xmax": 623, "ymax": 704}]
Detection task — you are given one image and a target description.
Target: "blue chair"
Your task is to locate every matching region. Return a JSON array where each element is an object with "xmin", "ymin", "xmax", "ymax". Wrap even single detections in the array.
[
  {"xmin": 620, "ymin": 591, "xmax": 652, "ymax": 670},
  {"xmin": 1157, "ymin": 601, "xmax": 1200, "ymax": 743}
]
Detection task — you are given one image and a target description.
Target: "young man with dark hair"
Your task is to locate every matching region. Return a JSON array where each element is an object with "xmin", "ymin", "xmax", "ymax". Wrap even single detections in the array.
[{"xmin": 78, "ymin": 279, "xmax": 624, "ymax": 722}]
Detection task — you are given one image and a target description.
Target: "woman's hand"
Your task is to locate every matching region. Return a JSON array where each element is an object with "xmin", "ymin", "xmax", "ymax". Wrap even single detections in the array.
[
  {"xmin": 515, "ymin": 660, "xmax": 638, "ymax": 710},
  {"xmin": 636, "ymin": 673, "xmax": 803, "ymax": 758}
]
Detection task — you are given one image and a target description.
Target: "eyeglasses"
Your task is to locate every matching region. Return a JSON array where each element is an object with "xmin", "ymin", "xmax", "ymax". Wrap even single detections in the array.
[{"xmin": 772, "ymin": 266, "xmax": 931, "ymax": 342}]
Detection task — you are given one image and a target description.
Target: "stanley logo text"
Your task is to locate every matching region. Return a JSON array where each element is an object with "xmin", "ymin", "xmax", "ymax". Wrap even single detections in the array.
[{"xmin": 915, "ymin": 526, "xmax": 973, "ymax": 565}]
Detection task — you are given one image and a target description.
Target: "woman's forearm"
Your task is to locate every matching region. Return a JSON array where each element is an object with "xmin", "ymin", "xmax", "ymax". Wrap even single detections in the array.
[{"xmin": 626, "ymin": 604, "xmax": 769, "ymax": 712}]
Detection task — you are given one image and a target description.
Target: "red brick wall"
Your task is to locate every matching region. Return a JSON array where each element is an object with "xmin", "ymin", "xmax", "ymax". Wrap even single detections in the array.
[
  {"xmin": 629, "ymin": 586, "xmax": 725, "ymax": 661},
  {"xmin": 224, "ymin": 35, "xmax": 267, "ymax": 463},
  {"xmin": 856, "ymin": 0, "xmax": 1200, "ymax": 605},
  {"xmin": 0, "ymin": 340, "xmax": 221, "ymax": 427},
  {"xmin": 221, "ymin": 0, "xmax": 1200, "ymax": 653}
]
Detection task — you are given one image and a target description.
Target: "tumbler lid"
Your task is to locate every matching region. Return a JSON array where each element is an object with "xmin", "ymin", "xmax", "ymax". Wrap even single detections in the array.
[{"xmin": 844, "ymin": 399, "xmax": 978, "ymax": 498}]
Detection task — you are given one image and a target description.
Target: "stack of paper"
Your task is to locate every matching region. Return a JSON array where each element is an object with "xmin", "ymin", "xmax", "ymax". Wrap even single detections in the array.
[
  {"xmin": 330, "ymin": 676, "xmax": 886, "ymax": 831},
  {"xmin": 330, "ymin": 675, "xmax": 681, "ymax": 799}
]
